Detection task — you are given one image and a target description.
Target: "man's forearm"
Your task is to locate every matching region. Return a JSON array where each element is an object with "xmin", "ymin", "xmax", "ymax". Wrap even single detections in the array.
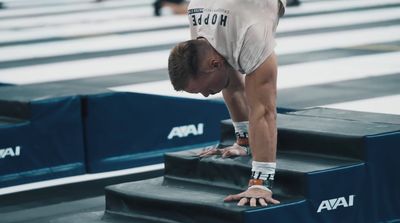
[
  {"xmin": 245, "ymin": 53, "xmax": 278, "ymax": 163},
  {"xmin": 249, "ymin": 109, "xmax": 277, "ymax": 162},
  {"xmin": 222, "ymin": 71, "xmax": 248, "ymax": 122}
]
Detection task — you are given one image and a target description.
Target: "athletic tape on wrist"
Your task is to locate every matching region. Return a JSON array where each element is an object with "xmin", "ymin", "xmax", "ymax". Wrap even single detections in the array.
[
  {"xmin": 232, "ymin": 121, "xmax": 249, "ymax": 135},
  {"xmin": 233, "ymin": 121, "xmax": 249, "ymax": 141},
  {"xmin": 233, "ymin": 121, "xmax": 250, "ymax": 154},
  {"xmin": 251, "ymin": 161, "xmax": 276, "ymax": 190}
]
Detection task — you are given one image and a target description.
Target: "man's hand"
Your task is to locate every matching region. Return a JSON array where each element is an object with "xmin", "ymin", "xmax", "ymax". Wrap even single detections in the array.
[
  {"xmin": 224, "ymin": 187, "xmax": 280, "ymax": 207},
  {"xmin": 198, "ymin": 144, "xmax": 248, "ymax": 158}
]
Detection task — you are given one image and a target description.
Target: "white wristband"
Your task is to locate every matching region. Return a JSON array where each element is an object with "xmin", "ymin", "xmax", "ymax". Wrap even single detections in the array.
[
  {"xmin": 232, "ymin": 121, "xmax": 249, "ymax": 137},
  {"xmin": 251, "ymin": 161, "xmax": 276, "ymax": 181}
]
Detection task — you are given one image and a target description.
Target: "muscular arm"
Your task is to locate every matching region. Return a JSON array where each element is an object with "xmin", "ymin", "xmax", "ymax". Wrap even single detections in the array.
[
  {"xmin": 245, "ymin": 53, "xmax": 278, "ymax": 162},
  {"xmin": 224, "ymin": 53, "xmax": 280, "ymax": 206},
  {"xmin": 222, "ymin": 70, "xmax": 248, "ymax": 122},
  {"xmin": 198, "ymin": 69, "xmax": 249, "ymax": 158}
]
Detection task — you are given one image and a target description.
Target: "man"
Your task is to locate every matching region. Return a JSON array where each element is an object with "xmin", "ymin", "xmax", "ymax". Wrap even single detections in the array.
[{"xmin": 168, "ymin": 0, "xmax": 286, "ymax": 207}]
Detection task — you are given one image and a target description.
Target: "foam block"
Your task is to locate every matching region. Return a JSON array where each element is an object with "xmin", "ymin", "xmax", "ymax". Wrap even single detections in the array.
[
  {"xmin": 49, "ymin": 108, "xmax": 400, "ymax": 223},
  {"xmin": 84, "ymin": 92, "xmax": 229, "ymax": 173},
  {"xmin": 220, "ymin": 110, "xmax": 400, "ymax": 222},
  {"xmin": 289, "ymin": 107, "xmax": 400, "ymax": 124},
  {"xmin": 104, "ymin": 146, "xmax": 364, "ymax": 223},
  {"xmin": 0, "ymin": 84, "xmax": 104, "ymax": 187}
]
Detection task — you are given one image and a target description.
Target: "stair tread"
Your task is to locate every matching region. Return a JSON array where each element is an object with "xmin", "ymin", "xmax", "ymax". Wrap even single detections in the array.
[
  {"xmin": 106, "ymin": 177, "xmax": 303, "ymax": 211},
  {"xmin": 0, "ymin": 83, "xmax": 111, "ymax": 102},
  {"xmin": 220, "ymin": 114, "xmax": 400, "ymax": 160},
  {"xmin": 166, "ymin": 148, "xmax": 362, "ymax": 174},
  {"xmin": 0, "ymin": 116, "xmax": 27, "ymax": 125},
  {"xmin": 289, "ymin": 107, "xmax": 400, "ymax": 125},
  {"xmin": 278, "ymin": 113, "xmax": 400, "ymax": 136},
  {"xmin": 277, "ymin": 151, "xmax": 361, "ymax": 173}
]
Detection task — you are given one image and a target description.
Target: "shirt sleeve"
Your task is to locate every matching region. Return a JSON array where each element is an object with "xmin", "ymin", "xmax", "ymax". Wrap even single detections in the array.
[{"xmin": 238, "ymin": 22, "xmax": 276, "ymax": 75}]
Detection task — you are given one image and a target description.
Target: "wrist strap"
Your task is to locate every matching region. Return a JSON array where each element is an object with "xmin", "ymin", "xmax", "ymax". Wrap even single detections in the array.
[
  {"xmin": 233, "ymin": 121, "xmax": 250, "ymax": 154},
  {"xmin": 248, "ymin": 178, "xmax": 274, "ymax": 191},
  {"xmin": 233, "ymin": 121, "xmax": 249, "ymax": 144},
  {"xmin": 250, "ymin": 161, "xmax": 276, "ymax": 190},
  {"xmin": 232, "ymin": 121, "xmax": 249, "ymax": 135}
]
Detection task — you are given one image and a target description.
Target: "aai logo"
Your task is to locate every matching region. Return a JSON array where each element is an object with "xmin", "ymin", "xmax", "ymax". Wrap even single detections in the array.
[
  {"xmin": 0, "ymin": 146, "xmax": 21, "ymax": 159},
  {"xmin": 168, "ymin": 123, "xmax": 204, "ymax": 139},
  {"xmin": 317, "ymin": 195, "xmax": 355, "ymax": 213}
]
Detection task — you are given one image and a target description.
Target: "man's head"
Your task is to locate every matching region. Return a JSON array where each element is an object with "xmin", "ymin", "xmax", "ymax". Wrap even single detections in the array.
[{"xmin": 168, "ymin": 39, "xmax": 230, "ymax": 97}]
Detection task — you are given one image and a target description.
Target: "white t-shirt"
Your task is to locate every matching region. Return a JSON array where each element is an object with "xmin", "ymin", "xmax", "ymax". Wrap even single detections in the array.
[{"xmin": 188, "ymin": 0, "xmax": 283, "ymax": 74}]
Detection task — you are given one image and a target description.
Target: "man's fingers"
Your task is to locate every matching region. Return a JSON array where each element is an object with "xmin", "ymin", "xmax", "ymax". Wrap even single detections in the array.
[
  {"xmin": 249, "ymin": 197, "xmax": 257, "ymax": 207},
  {"xmin": 222, "ymin": 149, "xmax": 235, "ymax": 158},
  {"xmin": 237, "ymin": 197, "xmax": 248, "ymax": 206},
  {"xmin": 259, "ymin": 198, "xmax": 268, "ymax": 207},
  {"xmin": 222, "ymin": 148, "xmax": 245, "ymax": 158},
  {"xmin": 198, "ymin": 148, "xmax": 221, "ymax": 157},
  {"xmin": 221, "ymin": 150, "xmax": 230, "ymax": 158},
  {"xmin": 267, "ymin": 197, "xmax": 280, "ymax": 204},
  {"xmin": 199, "ymin": 144, "xmax": 249, "ymax": 158},
  {"xmin": 197, "ymin": 148, "xmax": 211, "ymax": 156},
  {"xmin": 224, "ymin": 193, "xmax": 242, "ymax": 202},
  {"xmin": 225, "ymin": 193, "xmax": 279, "ymax": 207}
]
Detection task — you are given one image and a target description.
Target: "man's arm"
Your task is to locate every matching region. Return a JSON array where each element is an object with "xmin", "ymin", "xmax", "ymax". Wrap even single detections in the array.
[
  {"xmin": 199, "ymin": 69, "xmax": 250, "ymax": 158},
  {"xmin": 224, "ymin": 52, "xmax": 279, "ymax": 206},
  {"xmin": 245, "ymin": 53, "xmax": 277, "ymax": 162},
  {"xmin": 221, "ymin": 70, "xmax": 248, "ymax": 122}
]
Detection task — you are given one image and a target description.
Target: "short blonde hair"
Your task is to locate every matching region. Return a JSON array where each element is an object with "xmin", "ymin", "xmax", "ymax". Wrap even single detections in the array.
[{"xmin": 168, "ymin": 40, "xmax": 206, "ymax": 91}]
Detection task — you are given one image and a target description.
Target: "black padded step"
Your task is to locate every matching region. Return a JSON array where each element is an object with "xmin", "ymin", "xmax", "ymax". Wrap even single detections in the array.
[
  {"xmin": 0, "ymin": 83, "xmax": 111, "ymax": 120},
  {"xmin": 105, "ymin": 145, "xmax": 363, "ymax": 223},
  {"xmin": 164, "ymin": 148, "xmax": 361, "ymax": 197},
  {"xmin": 0, "ymin": 116, "xmax": 27, "ymax": 125},
  {"xmin": 0, "ymin": 83, "xmax": 106, "ymax": 187},
  {"xmin": 220, "ymin": 113, "xmax": 400, "ymax": 159},
  {"xmin": 105, "ymin": 177, "xmax": 305, "ymax": 223},
  {"xmin": 289, "ymin": 107, "xmax": 400, "ymax": 125}
]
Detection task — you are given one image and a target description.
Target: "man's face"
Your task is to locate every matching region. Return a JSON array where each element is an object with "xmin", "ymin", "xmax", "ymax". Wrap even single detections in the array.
[{"xmin": 184, "ymin": 70, "xmax": 229, "ymax": 97}]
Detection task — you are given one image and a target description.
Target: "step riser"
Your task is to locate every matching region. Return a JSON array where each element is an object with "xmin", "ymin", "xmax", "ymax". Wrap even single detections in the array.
[
  {"xmin": 243, "ymin": 200, "xmax": 313, "ymax": 223},
  {"xmin": 164, "ymin": 154, "xmax": 251, "ymax": 190},
  {"xmin": 164, "ymin": 153, "xmax": 306, "ymax": 197},
  {"xmin": 0, "ymin": 100, "xmax": 30, "ymax": 120},
  {"xmin": 305, "ymin": 164, "xmax": 366, "ymax": 223},
  {"xmin": 244, "ymin": 164, "xmax": 367, "ymax": 223},
  {"xmin": 105, "ymin": 183, "xmax": 244, "ymax": 223},
  {"xmin": 363, "ymin": 134, "xmax": 400, "ymax": 222},
  {"xmin": 278, "ymin": 130, "xmax": 363, "ymax": 159},
  {"xmin": 220, "ymin": 121, "xmax": 364, "ymax": 160}
]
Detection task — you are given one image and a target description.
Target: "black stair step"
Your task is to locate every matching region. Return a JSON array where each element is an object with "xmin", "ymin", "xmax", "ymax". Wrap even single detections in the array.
[
  {"xmin": 0, "ymin": 83, "xmax": 110, "ymax": 120},
  {"xmin": 289, "ymin": 107, "xmax": 400, "ymax": 125},
  {"xmin": 164, "ymin": 148, "xmax": 362, "ymax": 197},
  {"xmin": 220, "ymin": 113, "xmax": 400, "ymax": 159},
  {"xmin": 105, "ymin": 177, "xmax": 304, "ymax": 223},
  {"xmin": 0, "ymin": 116, "xmax": 27, "ymax": 125}
]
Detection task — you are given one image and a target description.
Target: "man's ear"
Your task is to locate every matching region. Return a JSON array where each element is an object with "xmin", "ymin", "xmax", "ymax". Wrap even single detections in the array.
[{"xmin": 210, "ymin": 59, "xmax": 220, "ymax": 69}]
